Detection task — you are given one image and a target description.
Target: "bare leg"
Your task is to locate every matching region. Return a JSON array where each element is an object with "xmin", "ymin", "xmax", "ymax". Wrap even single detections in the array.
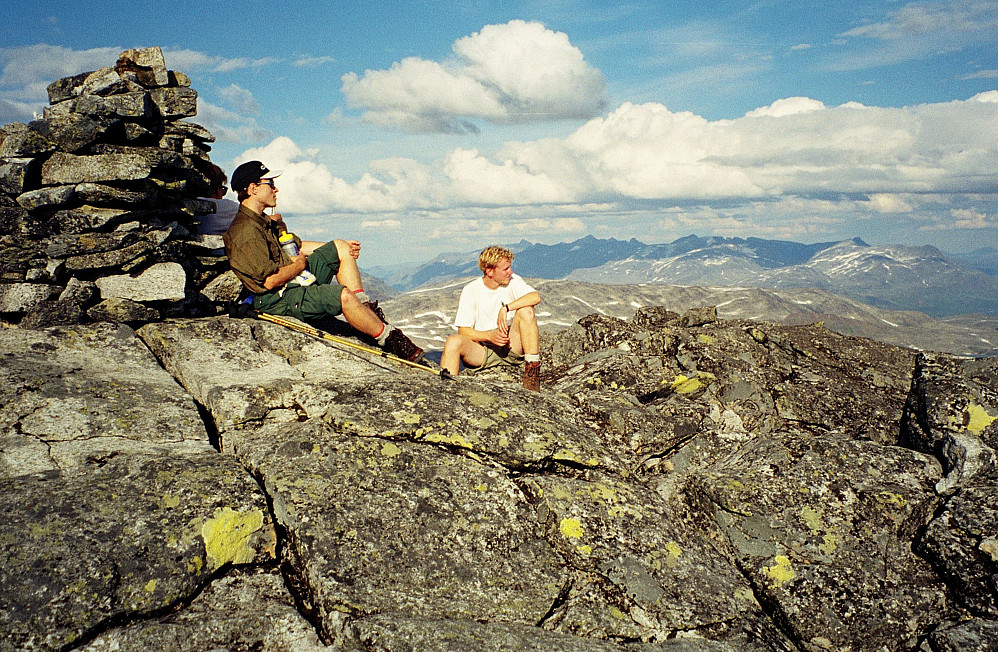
[
  {"xmin": 333, "ymin": 239, "xmax": 363, "ymax": 291},
  {"xmin": 339, "ymin": 287, "xmax": 384, "ymax": 337},
  {"xmin": 508, "ymin": 306, "xmax": 539, "ymax": 355},
  {"xmin": 441, "ymin": 333, "xmax": 488, "ymax": 376}
]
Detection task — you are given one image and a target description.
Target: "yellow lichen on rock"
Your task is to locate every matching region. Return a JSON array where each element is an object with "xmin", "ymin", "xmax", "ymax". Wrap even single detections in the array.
[
  {"xmin": 963, "ymin": 403, "xmax": 997, "ymax": 435},
  {"xmin": 560, "ymin": 517, "xmax": 584, "ymax": 539},
  {"xmin": 763, "ymin": 555, "xmax": 796, "ymax": 588},
  {"xmin": 201, "ymin": 507, "xmax": 265, "ymax": 571},
  {"xmin": 380, "ymin": 441, "xmax": 401, "ymax": 458}
]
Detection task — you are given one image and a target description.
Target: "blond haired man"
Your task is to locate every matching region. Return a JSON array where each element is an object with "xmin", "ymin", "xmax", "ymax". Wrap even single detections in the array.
[{"xmin": 441, "ymin": 246, "xmax": 541, "ymax": 390}]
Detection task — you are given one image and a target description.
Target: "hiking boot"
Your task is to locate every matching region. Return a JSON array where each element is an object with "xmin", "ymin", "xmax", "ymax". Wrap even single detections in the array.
[
  {"xmin": 383, "ymin": 328, "xmax": 424, "ymax": 363},
  {"xmin": 363, "ymin": 300, "xmax": 387, "ymax": 323},
  {"xmin": 523, "ymin": 361, "xmax": 541, "ymax": 392}
]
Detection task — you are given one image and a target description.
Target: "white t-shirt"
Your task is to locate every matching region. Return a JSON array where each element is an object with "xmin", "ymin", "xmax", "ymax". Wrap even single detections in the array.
[{"xmin": 454, "ymin": 274, "xmax": 536, "ymax": 331}]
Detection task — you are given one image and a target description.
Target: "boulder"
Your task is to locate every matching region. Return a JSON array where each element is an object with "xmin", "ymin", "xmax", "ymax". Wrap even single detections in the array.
[
  {"xmin": 0, "ymin": 452, "xmax": 274, "ymax": 651},
  {"xmin": 0, "ymin": 128, "xmax": 57, "ymax": 158},
  {"xmin": 41, "ymin": 151, "xmax": 153, "ymax": 185},
  {"xmin": 0, "ymin": 157, "xmax": 41, "ymax": 195},
  {"xmin": 95, "ymin": 262, "xmax": 187, "ymax": 302},
  {"xmin": 87, "ymin": 297, "xmax": 160, "ymax": 322},
  {"xmin": 16, "ymin": 184, "xmax": 75, "ymax": 211},
  {"xmin": 29, "ymin": 113, "xmax": 115, "ymax": 153},
  {"xmin": 0, "ymin": 282, "xmax": 54, "ymax": 313},
  {"xmin": 149, "ymin": 87, "xmax": 198, "ymax": 119},
  {"xmin": 78, "ymin": 568, "xmax": 329, "ymax": 652}
]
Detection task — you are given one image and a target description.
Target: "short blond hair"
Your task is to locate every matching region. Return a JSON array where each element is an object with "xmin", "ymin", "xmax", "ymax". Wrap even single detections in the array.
[{"xmin": 478, "ymin": 246, "xmax": 514, "ymax": 273}]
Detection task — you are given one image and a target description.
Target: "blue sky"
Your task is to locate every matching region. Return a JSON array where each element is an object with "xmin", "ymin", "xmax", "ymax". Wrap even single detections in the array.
[{"xmin": 2, "ymin": 0, "xmax": 996, "ymax": 264}]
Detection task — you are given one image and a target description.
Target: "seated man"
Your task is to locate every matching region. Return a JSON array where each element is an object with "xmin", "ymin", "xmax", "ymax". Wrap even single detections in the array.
[
  {"xmin": 441, "ymin": 246, "xmax": 541, "ymax": 391},
  {"xmin": 223, "ymin": 160, "xmax": 423, "ymax": 362}
]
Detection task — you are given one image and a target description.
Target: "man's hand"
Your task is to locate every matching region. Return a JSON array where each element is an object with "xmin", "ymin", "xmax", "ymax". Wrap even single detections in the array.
[
  {"xmin": 497, "ymin": 304, "xmax": 510, "ymax": 335},
  {"xmin": 486, "ymin": 329, "xmax": 510, "ymax": 347},
  {"xmin": 345, "ymin": 239, "xmax": 361, "ymax": 259},
  {"xmin": 269, "ymin": 212, "xmax": 287, "ymax": 231}
]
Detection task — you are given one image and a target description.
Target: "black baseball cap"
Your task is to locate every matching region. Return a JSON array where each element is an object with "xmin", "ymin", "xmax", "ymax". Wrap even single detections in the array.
[{"xmin": 230, "ymin": 161, "xmax": 282, "ymax": 192}]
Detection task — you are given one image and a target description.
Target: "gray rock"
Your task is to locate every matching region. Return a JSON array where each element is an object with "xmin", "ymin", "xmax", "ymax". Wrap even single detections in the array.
[
  {"xmin": 41, "ymin": 151, "xmax": 153, "ymax": 185},
  {"xmin": 150, "ymin": 87, "xmax": 199, "ymax": 118},
  {"xmin": 165, "ymin": 119, "xmax": 216, "ymax": 143},
  {"xmin": 53, "ymin": 205, "xmax": 133, "ymax": 233},
  {"xmin": 29, "ymin": 113, "xmax": 115, "ymax": 153},
  {"xmin": 58, "ymin": 277, "xmax": 96, "ymax": 304},
  {"xmin": 349, "ymin": 613, "xmax": 742, "ymax": 651},
  {"xmin": 78, "ymin": 66, "xmax": 143, "ymax": 97},
  {"xmin": 0, "ymin": 321, "xmax": 209, "ymax": 477},
  {"xmin": 88, "ymin": 297, "xmax": 160, "ymax": 322},
  {"xmin": 73, "ymin": 181, "xmax": 154, "ymax": 206},
  {"xmin": 79, "ymin": 568, "xmax": 330, "ymax": 652},
  {"xmin": 694, "ymin": 431, "xmax": 951, "ymax": 651},
  {"xmin": 16, "ymin": 184, "xmax": 75, "ymax": 211},
  {"xmin": 925, "ymin": 619, "xmax": 998, "ymax": 651},
  {"xmin": 0, "ymin": 128, "xmax": 56, "ymax": 158},
  {"xmin": 679, "ymin": 305, "xmax": 717, "ymax": 327},
  {"xmin": 200, "ymin": 269, "xmax": 242, "ymax": 303},
  {"xmin": 916, "ymin": 473, "xmax": 998, "ymax": 617},
  {"xmin": 0, "ymin": 157, "xmax": 41, "ymax": 195},
  {"xmin": 47, "ymin": 71, "xmax": 92, "ymax": 103},
  {"xmin": 95, "ymin": 262, "xmax": 187, "ymax": 301},
  {"xmin": 168, "ymin": 70, "xmax": 192, "ymax": 87},
  {"xmin": 0, "ymin": 451, "xmax": 275, "ymax": 652},
  {"xmin": 18, "ymin": 298, "xmax": 84, "ymax": 329},
  {"xmin": 901, "ymin": 353, "xmax": 998, "ymax": 492},
  {"xmin": 71, "ymin": 91, "xmax": 153, "ymax": 119},
  {"xmin": 116, "ymin": 46, "xmax": 170, "ymax": 87},
  {"xmin": 0, "ymin": 282, "xmax": 54, "ymax": 313}
]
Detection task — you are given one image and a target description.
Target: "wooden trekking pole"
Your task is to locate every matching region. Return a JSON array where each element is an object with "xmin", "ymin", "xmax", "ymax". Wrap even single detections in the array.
[{"xmin": 248, "ymin": 309, "xmax": 454, "ymax": 380}]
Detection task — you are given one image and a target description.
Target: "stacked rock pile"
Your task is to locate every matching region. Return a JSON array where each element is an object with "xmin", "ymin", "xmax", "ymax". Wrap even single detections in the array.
[{"xmin": 0, "ymin": 46, "xmax": 238, "ymax": 328}]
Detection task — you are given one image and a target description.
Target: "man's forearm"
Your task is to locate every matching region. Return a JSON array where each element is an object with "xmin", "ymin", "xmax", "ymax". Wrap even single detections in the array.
[
  {"xmin": 263, "ymin": 259, "xmax": 306, "ymax": 290},
  {"xmin": 457, "ymin": 326, "xmax": 497, "ymax": 343},
  {"xmin": 505, "ymin": 291, "xmax": 541, "ymax": 311}
]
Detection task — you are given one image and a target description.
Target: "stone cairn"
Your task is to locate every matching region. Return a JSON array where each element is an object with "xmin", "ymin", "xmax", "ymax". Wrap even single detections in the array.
[{"xmin": 0, "ymin": 46, "xmax": 239, "ymax": 329}]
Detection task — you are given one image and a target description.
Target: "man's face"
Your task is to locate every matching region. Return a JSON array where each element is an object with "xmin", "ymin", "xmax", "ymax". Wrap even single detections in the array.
[
  {"xmin": 487, "ymin": 258, "xmax": 514, "ymax": 286},
  {"xmin": 249, "ymin": 178, "xmax": 278, "ymax": 209}
]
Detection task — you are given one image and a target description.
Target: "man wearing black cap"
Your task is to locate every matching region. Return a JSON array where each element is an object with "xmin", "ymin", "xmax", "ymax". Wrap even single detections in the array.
[{"xmin": 223, "ymin": 160, "xmax": 424, "ymax": 362}]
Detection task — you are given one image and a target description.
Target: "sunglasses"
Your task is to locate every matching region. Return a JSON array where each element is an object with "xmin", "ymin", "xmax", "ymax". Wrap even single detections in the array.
[{"xmin": 255, "ymin": 180, "xmax": 276, "ymax": 189}]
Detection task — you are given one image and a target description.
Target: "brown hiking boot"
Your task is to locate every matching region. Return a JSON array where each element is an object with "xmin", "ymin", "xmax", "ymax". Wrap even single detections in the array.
[
  {"xmin": 523, "ymin": 361, "xmax": 541, "ymax": 392},
  {"xmin": 363, "ymin": 300, "xmax": 387, "ymax": 323},
  {"xmin": 383, "ymin": 328, "xmax": 424, "ymax": 363}
]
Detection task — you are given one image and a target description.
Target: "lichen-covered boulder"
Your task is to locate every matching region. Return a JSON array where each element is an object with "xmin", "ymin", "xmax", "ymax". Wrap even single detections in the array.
[
  {"xmin": 0, "ymin": 452, "xmax": 275, "ymax": 652},
  {"xmin": 692, "ymin": 431, "xmax": 953, "ymax": 651},
  {"xmin": 916, "ymin": 472, "xmax": 998, "ymax": 617},
  {"xmin": 901, "ymin": 353, "xmax": 998, "ymax": 492},
  {"xmin": 78, "ymin": 568, "xmax": 328, "ymax": 652},
  {"xmin": 0, "ymin": 321, "xmax": 207, "ymax": 479}
]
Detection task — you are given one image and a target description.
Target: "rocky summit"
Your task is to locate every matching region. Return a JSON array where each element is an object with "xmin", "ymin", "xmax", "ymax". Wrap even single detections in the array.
[
  {"xmin": 2, "ymin": 46, "xmax": 998, "ymax": 652},
  {"xmin": 2, "ymin": 302, "xmax": 997, "ymax": 652}
]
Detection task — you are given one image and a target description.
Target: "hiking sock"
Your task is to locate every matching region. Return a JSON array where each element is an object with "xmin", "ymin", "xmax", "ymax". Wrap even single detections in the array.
[
  {"xmin": 524, "ymin": 353, "xmax": 541, "ymax": 363},
  {"xmin": 375, "ymin": 324, "xmax": 394, "ymax": 346},
  {"xmin": 353, "ymin": 288, "xmax": 371, "ymax": 304}
]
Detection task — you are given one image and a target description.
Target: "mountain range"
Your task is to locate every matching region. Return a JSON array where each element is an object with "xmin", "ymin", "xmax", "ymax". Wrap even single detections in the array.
[{"xmin": 371, "ymin": 235, "xmax": 998, "ymax": 318}]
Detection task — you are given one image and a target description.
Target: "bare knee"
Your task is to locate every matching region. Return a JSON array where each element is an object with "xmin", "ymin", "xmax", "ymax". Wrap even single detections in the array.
[
  {"xmin": 514, "ymin": 305, "xmax": 536, "ymax": 323},
  {"xmin": 340, "ymin": 286, "xmax": 360, "ymax": 309}
]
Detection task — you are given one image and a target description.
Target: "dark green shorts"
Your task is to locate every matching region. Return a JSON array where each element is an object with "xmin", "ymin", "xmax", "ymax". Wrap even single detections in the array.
[{"xmin": 253, "ymin": 241, "xmax": 345, "ymax": 320}]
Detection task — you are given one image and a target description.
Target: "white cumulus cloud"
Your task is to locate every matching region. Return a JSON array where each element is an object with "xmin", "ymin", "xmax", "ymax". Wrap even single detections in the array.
[{"xmin": 341, "ymin": 20, "xmax": 606, "ymax": 133}]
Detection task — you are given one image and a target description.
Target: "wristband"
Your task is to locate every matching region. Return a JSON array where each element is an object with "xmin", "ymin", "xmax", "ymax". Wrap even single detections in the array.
[{"xmin": 502, "ymin": 303, "xmax": 509, "ymax": 311}]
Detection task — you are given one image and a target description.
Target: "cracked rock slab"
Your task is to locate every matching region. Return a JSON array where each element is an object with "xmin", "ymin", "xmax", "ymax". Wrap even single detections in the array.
[
  {"xmin": 79, "ymin": 567, "xmax": 329, "ymax": 652},
  {"xmin": 226, "ymin": 419, "xmax": 568, "ymax": 644},
  {"xmin": 694, "ymin": 431, "xmax": 953, "ymax": 651},
  {"xmin": 0, "ymin": 452, "xmax": 275, "ymax": 652},
  {"xmin": 0, "ymin": 322, "xmax": 208, "ymax": 480}
]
